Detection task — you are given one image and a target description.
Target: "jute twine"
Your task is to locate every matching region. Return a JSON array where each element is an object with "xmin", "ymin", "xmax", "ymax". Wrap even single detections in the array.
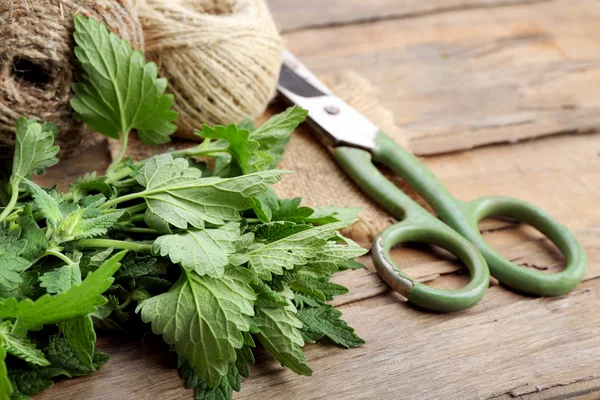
[
  {"xmin": 109, "ymin": 71, "xmax": 420, "ymax": 248},
  {"xmin": 0, "ymin": 0, "xmax": 144, "ymax": 157},
  {"xmin": 135, "ymin": 0, "xmax": 283, "ymax": 139}
]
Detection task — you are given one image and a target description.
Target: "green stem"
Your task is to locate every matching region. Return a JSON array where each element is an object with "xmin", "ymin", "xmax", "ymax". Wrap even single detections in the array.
[
  {"xmin": 120, "ymin": 202, "xmax": 148, "ymax": 216},
  {"xmin": 106, "ymin": 167, "xmax": 133, "ymax": 185},
  {"xmin": 106, "ymin": 131, "xmax": 130, "ymax": 176},
  {"xmin": 101, "ymin": 191, "xmax": 144, "ymax": 209},
  {"xmin": 116, "ymin": 226, "xmax": 160, "ymax": 235},
  {"xmin": 125, "ymin": 214, "xmax": 146, "ymax": 223},
  {"xmin": 112, "ymin": 177, "xmax": 137, "ymax": 188},
  {"xmin": 78, "ymin": 238, "xmax": 152, "ymax": 253},
  {"xmin": 169, "ymin": 145, "xmax": 229, "ymax": 159},
  {"xmin": 44, "ymin": 249, "xmax": 73, "ymax": 265},
  {"xmin": 115, "ymin": 297, "xmax": 132, "ymax": 311},
  {"xmin": 0, "ymin": 181, "xmax": 20, "ymax": 222}
]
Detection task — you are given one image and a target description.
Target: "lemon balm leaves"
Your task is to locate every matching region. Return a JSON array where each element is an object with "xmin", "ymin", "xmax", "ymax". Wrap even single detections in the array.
[
  {"xmin": 71, "ymin": 15, "xmax": 177, "ymax": 146},
  {"xmin": 0, "ymin": 224, "xmax": 31, "ymax": 289},
  {"xmin": 10, "ymin": 118, "xmax": 59, "ymax": 185},
  {"xmin": 0, "ymin": 16, "xmax": 367, "ymax": 400},
  {"xmin": 137, "ymin": 267, "xmax": 256, "ymax": 388},
  {"xmin": 250, "ymin": 106, "xmax": 308, "ymax": 168},
  {"xmin": 296, "ymin": 305, "xmax": 365, "ymax": 349},
  {"xmin": 0, "ymin": 251, "xmax": 126, "ymax": 331},
  {"xmin": 125, "ymin": 154, "xmax": 283, "ymax": 231},
  {"xmin": 197, "ymin": 124, "xmax": 265, "ymax": 175},
  {"xmin": 246, "ymin": 220, "xmax": 357, "ymax": 280},
  {"xmin": 153, "ymin": 223, "xmax": 241, "ymax": 278},
  {"xmin": 0, "ymin": 345, "xmax": 11, "ymax": 400},
  {"xmin": 0, "ymin": 321, "xmax": 50, "ymax": 366},
  {"xmin": 254, "ymin": 303, "xmax": 312, "ymax": 376},
  {"xmin": 0, "ymin": 118, "xmax": 59, "ymax": 223}
]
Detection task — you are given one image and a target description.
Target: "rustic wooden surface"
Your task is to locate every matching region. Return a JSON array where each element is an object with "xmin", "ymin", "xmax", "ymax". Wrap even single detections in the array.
[
  {"xmin": 35, "ymin": 0, "xmax": 600, "ymax": 399},
  {"xmin": 282, "ymin": 0, "xmax": 600, "ymax": 155}
]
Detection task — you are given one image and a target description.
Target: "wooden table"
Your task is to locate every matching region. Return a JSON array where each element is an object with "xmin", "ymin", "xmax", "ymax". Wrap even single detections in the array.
[{"xmin": 37, "ymin": 0, "xmax": 600, "ymax": 399}]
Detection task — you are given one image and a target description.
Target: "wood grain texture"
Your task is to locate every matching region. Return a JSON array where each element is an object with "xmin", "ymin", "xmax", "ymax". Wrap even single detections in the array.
[
  {"xmin": 283, "ymin": 0, "xmax": 600, "ymax": 154},
  {"xmin": 268, "ymin": 0, "xmax": 549, "ymax": 32},
  {"xmin": 36, "ymin": 130, "xmax": 600, "ymax": 400}
]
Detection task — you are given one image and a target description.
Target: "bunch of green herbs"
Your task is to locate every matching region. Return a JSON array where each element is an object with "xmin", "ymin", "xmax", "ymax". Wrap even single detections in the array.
[{"xmin": 0, "ymin": 15, "xmax": 367, "ymax": 400}]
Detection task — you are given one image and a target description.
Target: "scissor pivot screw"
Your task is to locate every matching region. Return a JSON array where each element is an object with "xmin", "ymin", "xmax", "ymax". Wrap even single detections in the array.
[{"xmin": 324, "ymin": 105, "xmax": 340, "ymax": 115}]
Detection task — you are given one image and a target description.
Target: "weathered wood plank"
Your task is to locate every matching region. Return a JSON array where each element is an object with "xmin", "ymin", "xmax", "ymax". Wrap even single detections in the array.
[
  {"xmin": 268, "ymin": 0, "xmax": 550, "ymax": 32},
  {"xmin": 283, "ymin": 0, "xmax": 600, "ymax": 154}
]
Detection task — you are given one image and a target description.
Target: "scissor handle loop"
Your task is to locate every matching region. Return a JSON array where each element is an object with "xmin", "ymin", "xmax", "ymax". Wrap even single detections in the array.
[
  {"xmin": 456, "ymin": 196, "xmax": 587, "ymax": 296},
  {"xmin": 372, "ymin": 220, "xmax": 489, "ymax": 312}
]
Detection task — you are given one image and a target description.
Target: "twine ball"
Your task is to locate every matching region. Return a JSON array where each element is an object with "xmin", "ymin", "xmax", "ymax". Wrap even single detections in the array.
[
  {"xmin": 137, "ymin": 0, "xmax": 283, "ymax": 139},
  {"xmin": 0, "ymin": 0, "xmax": 144, "ymax": 157}
]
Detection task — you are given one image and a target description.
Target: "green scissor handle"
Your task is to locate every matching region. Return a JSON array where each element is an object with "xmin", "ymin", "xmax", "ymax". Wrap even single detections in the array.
[{"xmin": 334, "ymin": 132, "xmax": 587, "ymax": 312}]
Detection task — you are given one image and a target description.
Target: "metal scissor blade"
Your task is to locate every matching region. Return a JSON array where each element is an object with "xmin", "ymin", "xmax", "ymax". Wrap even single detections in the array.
[{"xmin": 277, "ymin": 51, "xmax": 379, "ymax": 150}]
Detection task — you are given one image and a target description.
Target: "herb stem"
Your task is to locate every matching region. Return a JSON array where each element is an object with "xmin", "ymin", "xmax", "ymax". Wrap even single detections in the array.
[
  {"xmin": 101, "ymin": 191, "xmax": 144, "ymax": 209},
  {"xmin": 78, "ymin": 238, "xmax": 152, "ymax": 253},
  {"xmin": 44, "ymin": 249, "xmax": 73, "ymax": 265},
  {"xmin": 116, "ymin": 226, "xmax": 160, "ymax": 234},
  {"xmin": 0, "ymin": 181, "xmax": 20, "ymax": 222},
  {"xmin": 120, "ymin": 202, "xmax": 148, "ymax": 215},
  {"xmin": 106, "ymin": 131, "xmax": 130, "ymax": 176},
  {"xmin": 121, "ymin": 214, "xmax": 146, "ymax": 223},
  {"xmin": 169, "ymin": 145, "xmax": 229, "ymax": 159}
]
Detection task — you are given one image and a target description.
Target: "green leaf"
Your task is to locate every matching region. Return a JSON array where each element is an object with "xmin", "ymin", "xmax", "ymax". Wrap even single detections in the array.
[
  {"xmin": 136, "ymin": 154, "xmax": 282, "ymax": 231},
  {"xmin": 179, "ymin": 356, "xmax": 246, "ymax": 400},
  {"xmin": 42, "ymin": 250, "xmax": 97, "ymax": 370},
  {"xmin": 54, "ymin": 208, "xmax": 124, "ymax": 243},
  {"xmin": 58, "ymin": 316, "xmax": 96, "ymax": 370},
  {"xmin": 250, "ymin": 106, "xmax": 308, "ymax": 168},
  {"xmin": 115, "ymin": 256, "xmax": 168, "ymax": 280},
  {"xmin": 43, "ymin": 337, "xmax": 100, "ymax": 377},
  {"xmin": 8, "ymin": 367, "xmax": 69, "ymax": 397},
  {"xmin": 0, "ymin": 251, "xmax": 126, "ymax": 330},
  {"xmin": 138, "ymin": 267, "xmax": 255, "ymax": 388},
  {"xmin": 0, "ymin": 272, "xmax": 39, "ymax": 300},
  {"xmin": 254, "ymin": 303, "xmax": 312, "ymax": 376},
  {"xmin": 197, "ymin": 124, "xmax": 262, "ymax": 175},
  {"xmin": 21, "ymin": 180, "xmax": 62, "ymax": 227},
  {"xmin": 15, "ymin": 207, "xmax": 48, "ymax": 261},
  {"xmin": 296, "ymin": 305, "xmax": 365, "ymax": 349},
  {"xmin": 271, "ymin": 197, "xmax": 314, "ymax": 223},
  {"xmin": 69, "ymin": 172, "xmax": 113, "ymax": 202},
  {"xmin": 71, "ymin": 15, "xmax": 177, "ymax": 145},
  {"xmin": 291, "ymin": 276, "xmax": 349, "ymax": 301},
  {"xmin": 153, "ymin": 223, "xmax": 240, "ymax": 277},
  {"xmin": 39, "ymin": 252, "xmax": 82, "ymax": 295},
  {"xmin": 307, "ymin": 240, "xmax": 368, "ymax": 273},
  {"xmin": 10, "ymin": 118, "xmax": 59, "ymax": 185},
  {"xmin": 338, "ymin": 260, "xmax": 366, "ymax": 271},
  {"xmin": 251, "ymin": 280, "xmax": 289, "ymax": 308},
  {"xmin": 254, "ymin": 221, "xmax": 311, "ymax": 242},
  {"xmin": 0, "ymin": 321, "xmax": 49, "ymax": 366},
  {"xmin": 0, "ymin": 224, "xmax": 31, "ymax": 289},
  {"xmin": 308, "ymin": 206, "xmax": 363, "ymax": 225},
  {"xmin": 246, "ymin": 220, "xmax": 356, "ymax": 280},
  {"xmin": 0, "ymin": 345, "xmax": 10, "ymax": 400}
]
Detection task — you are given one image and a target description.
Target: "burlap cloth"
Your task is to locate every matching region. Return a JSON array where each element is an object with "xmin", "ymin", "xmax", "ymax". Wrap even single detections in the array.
[{"xmin": 108, "ymin": 71, "xmax": 427, "ymax": 248}]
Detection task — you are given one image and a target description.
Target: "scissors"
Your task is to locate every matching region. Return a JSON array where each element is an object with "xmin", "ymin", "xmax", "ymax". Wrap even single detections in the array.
[{"xmin": 276, "ymin": 51, "xmax": 587, "ymax": 312}]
